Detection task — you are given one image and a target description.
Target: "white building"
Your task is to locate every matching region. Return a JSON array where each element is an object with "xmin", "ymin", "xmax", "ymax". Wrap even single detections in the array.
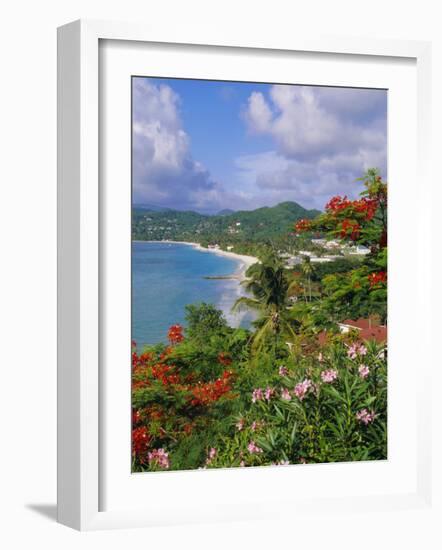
[
  {"xmin": 299, "ymin": 250, "xmax": 314, "ymax": 257},
  {"xmin": 324, "ymin": 240, "xmax": 341, "ymax": 250},
  {"xmin": 310, "ymin": 257, "xmax": 332, "ymax": 263},
  {"xmin": 311, "ymin": 238, "xmax": 327, "ymax": 246}
]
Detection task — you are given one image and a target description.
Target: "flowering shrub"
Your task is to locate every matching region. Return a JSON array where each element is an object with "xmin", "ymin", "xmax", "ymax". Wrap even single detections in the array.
[
  {"xmin": 210, "ymin": 339, "xmax": 387, "ymax": 467},
  {"xmin": 132, "ymin": 321, "xmax": 387, "ymax": 471},
  {"xmin": 131, "ymin": 329, "xmax": 239, "ymax": 471}
]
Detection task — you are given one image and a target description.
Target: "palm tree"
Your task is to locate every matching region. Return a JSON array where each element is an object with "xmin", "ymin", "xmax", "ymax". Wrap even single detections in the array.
[
  {"xmin": 232, "ymin": 252, "xmax": 297, "ymax": 351},
  {"xmin": 299, "ymin": 255, "xmax": 315, "ymax": 302}
]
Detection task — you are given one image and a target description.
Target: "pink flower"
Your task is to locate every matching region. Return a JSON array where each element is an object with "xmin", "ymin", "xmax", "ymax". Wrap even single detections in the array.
[
  {"xmin": 358, "ymin": 364, "xmax": 370, "ymax": 379},
  {"xmin": 347, "ymin": 342, "xmax": 368, "ymax": 359},
  {"xmin": 281, "ymin": 388, "xmax": 292, "ymax": 401},
  {"xmin": 247, "ymin": 441, "xmax": 263, "ymax": 454},
  {"xmin": 147, "ymin": 448, "xmax": 170, "ymax": 469},
  {"xmin": 356, "ymin": 408, "xmax": 376, "ymax": 425},
  {"xmin": 236, "ymin": 418, "xmax": 245, "ymax": 431},
  {"xmin": 321, "ymin": 369, "xmax": 338, "ymax": 383},
  {"xmin": 205, "ymin": 447, "xmax": 217, "ymax": 465},
  {"xmin": 347, "ymin": 343, "xmax": 358, "ymax": 359},
  {"xmin": 294, "ymin": 379, "xmax": 312, "ymax": 401},
  {"xmin": 264, "ymin": 387, "xmax": 274, "ymax": 401},
  {"xmin": 252, "ymin": 388, "xmax": 264, "ymax": 403},
  {"xmin": 251, "ymin": 420, "xmax": 264, "ymax": 432},
  {"xmin": 359, "ymin": 344, "xmax": 368, "ymax": 356},
  {"xmin": 279, "ymin": 365, "xmax": 289, "ymax": 376}
]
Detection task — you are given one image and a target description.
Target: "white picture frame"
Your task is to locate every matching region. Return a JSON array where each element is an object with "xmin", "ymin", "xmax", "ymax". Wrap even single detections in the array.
[{"xmin": 57, "ymin": 19, "xmax": 433, "ymax": 531}]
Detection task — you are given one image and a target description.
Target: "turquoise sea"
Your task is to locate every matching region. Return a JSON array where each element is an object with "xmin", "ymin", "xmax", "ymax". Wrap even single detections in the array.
[{"xmin": 132, "ymin": 241, "xmax": 253, "ymax": 347}]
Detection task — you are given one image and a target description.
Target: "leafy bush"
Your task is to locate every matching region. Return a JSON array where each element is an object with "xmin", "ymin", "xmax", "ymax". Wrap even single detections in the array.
[{"xmin": 132, "ymin": 323, "xmax": 386, "ymax": 471}]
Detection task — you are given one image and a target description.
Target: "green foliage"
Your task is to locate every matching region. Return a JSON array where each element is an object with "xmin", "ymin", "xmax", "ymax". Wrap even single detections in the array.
[
  {"xmin": 132, "ymin": 307, "xmax": 387, "ymax": 472},
  {"xmin": 132, "ymin": 201, "xmax": 320, "ymax": 255},
  {"xmin": 310, "ymin": 256, "xmax": 363, "ymax": 282},
  {"xmin": 185, "ymin": 302, "xmax": 229, "ymax": 343}
]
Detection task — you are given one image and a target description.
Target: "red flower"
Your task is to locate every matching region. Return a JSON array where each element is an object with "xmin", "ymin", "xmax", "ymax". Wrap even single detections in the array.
[
  {"xmin": 150, "ymin": 363, "xmax": 181, "ymax": 386},
  {"xmin": 368, "ymin": 271, "xmax": 387, "ymax": 288},
  {"xmin": 294, "ymin": 219, "xmax": 311, "ymax": 233},
  {"xmin": 132, "ymin": 409, "xmax": 142, "ymax": 425},
  {"xmin": 326, "ymin": 195, "xmax": 378, "ymax": 222},
  {"xmin": 132, "ymin": 426, "xmax": 151, "ymax": 461},
  {"xmin": 340, "ymin": 219, "xmax": 360, "ymax": 240},
  {"xmin": 140, "ymin": 351, "xmax": 154, "ymax": 363},
  {"xmin": 183, "ymin": 423, "xmax": 193, "ymax": 434},
  {"xmin": 132, "ymin": 350, "xmax": 141, "ymax": 369},
  {"xmin": 168, "ymin": 324, "xmax": 184, "ymax": 344},
  {"xmin": 218, "ymin": 352, "xmax": 232, "ymax": 366},
  {"xmin": 189, "ymin": 370, "xmax": 234, "ymax": 406},
  {"xmin": 352, "ymin": 197, "xmax": 378, "ymax": 221},
  {"xmin": 325, "ymin": 195, "xmax": 351, "ymax": 214}
]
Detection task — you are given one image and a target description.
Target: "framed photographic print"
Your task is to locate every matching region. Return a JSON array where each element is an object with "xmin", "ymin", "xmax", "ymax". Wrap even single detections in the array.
[{"xmin": 57, "ymin": 20, "xmax": 433, "ymax": 530}]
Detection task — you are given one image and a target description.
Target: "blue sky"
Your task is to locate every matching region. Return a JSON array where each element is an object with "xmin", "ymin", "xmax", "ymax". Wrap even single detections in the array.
[{"xmin": 132, "ymin": 76, "xmax": 387, "ymax": 213}]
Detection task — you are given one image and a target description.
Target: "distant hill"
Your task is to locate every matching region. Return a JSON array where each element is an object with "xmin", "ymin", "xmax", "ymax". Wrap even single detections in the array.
[
  {"xmin": 132, "ymin": 201, "xmax": 320, "ymax": 245},
  {"xmin": 134, "ymin": 203, "xmax": 173, "ymax": 213},
  {"xmin": 216, "ymin": 209, "xmax": 236, "ymax": 216}
]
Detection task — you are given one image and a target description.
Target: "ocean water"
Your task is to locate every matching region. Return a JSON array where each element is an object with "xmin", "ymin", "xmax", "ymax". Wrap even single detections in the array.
[{"xmin": 132, "ymin": 241, "xmax": 253, "ymax": 347}]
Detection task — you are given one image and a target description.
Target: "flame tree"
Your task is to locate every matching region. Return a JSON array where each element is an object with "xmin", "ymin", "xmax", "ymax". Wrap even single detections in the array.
[{"xmin": 294, "ymin": 168, "xmax": 387, "ymax": 324}]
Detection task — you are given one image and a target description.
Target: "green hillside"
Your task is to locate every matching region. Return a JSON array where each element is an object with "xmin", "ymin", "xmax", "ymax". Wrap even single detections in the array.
[{"xmin": 132, "ymin": 201, "xmax": 320, "ymax": 246}]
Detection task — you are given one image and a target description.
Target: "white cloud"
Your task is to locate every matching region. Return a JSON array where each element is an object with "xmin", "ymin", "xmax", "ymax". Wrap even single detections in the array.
[
  {"xmin": 234, "ymin": 147, "xmax": 387, "ymax": 211},
  {"xmin": 132, "ymin": 78, "xmax": 223, "ymax": 211},
  {"xmin": 240, "ymin": 84, "xmax": 387, "ymax": 209},
  {"xmin": 244, "ymin": 84, "xmax": 386, "ymax": 161}
]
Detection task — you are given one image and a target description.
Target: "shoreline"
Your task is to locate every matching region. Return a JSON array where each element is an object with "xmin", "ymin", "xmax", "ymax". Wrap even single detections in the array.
[{"xmin": 134, "ymin": 239, "xmax": 259, "ymax": 277}]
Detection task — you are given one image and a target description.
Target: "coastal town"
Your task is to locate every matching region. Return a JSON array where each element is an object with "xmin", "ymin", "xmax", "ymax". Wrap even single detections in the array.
[{"xmin": 206, "ymin": 237, "xmax": 370, "ymax": 267}]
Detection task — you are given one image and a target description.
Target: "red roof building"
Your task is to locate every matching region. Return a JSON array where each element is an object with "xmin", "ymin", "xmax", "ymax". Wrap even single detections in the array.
[{"xmin": 338, "ymin": 318, "xmax": 387, "ymax": 344}]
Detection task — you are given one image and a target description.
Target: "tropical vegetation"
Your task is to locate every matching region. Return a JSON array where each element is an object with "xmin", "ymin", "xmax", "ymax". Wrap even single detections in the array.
[
  {"xmin": 132, "ymin": 200, "xmax": 320, "ymax": 257},
  {"xmin": 132, "ymin": 169, "xmax": 388, "ymax": 472}
]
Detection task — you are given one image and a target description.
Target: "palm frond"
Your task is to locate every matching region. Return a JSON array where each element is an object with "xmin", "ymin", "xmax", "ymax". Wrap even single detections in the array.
[
  {"xmin": 251, "ymin": 318, "xmax": 275, "ymax": 352},
  {"xmin": 232, "ymin": 296, "xmax": 264, "ymax": 313}
]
